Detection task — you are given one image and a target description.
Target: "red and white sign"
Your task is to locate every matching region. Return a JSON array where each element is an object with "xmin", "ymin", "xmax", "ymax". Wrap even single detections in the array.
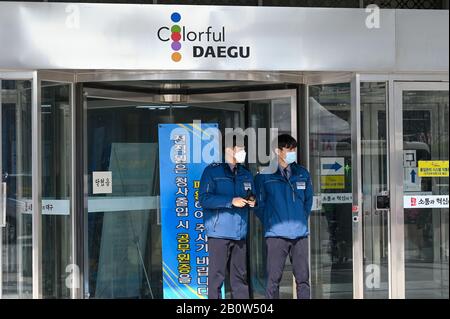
[{"xmin": 404, "ymin": 195, "xmax": 449, "ymax": 209}]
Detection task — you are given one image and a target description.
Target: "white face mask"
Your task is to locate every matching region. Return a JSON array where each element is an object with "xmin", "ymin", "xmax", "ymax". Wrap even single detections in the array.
[
  {"xmin": 234, "ymin": 150, "xmax": 247, "ymax": 163},
  {"xmin": 285, "ymin": 151, "xmax": 297, "ymax": 164}
]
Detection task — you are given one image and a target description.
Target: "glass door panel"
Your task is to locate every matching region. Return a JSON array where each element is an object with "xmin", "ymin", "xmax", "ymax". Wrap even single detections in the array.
[
  {"xmin": 309, "ymin": 83, "xmax": 353, "ymax": 298},
  {"xmin": 40, "ymin": 81, "xmax": 73, "ymax": 298},
  {"xmin": 360, "ymin": 82, "xmax": 389, "ymax": 298},
  {"xmin": 0, "ymin": 78, "xmax": 33, "ymax": 298},
  {"xmin": 397, "ymin": 84, "xmax": 449, "ymax": 299}
]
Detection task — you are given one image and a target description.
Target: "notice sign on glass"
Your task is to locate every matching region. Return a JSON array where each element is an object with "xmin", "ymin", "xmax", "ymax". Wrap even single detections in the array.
[
  {"xmin": 92, "ymin": 171, "xmax": 112, "ymax": 194},
  {"xmin": 418, "ymin": 161, "xmax": 449, "ymax": 177},
  {"xmin": 404, "ymin": 195, "xmax": 449, "ymax": 208},
  {"xmin": 158, "ymin": 123, "xmax": 220, "ymax": 299}
]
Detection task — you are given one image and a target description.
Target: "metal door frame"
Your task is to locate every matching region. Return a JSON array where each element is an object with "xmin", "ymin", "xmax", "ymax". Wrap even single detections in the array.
[
  {"xmin": 39, "ymin": 70, "xmax": 298, "ymax": 299},
  {"xmin": 0, "ymin": 71, "xmax": 41, "ymax": 299},
  {"xmin": 307, "ymin": 72, "xmax": 449, "ymax": 299},
  {"xmin": 80, "ymin": 71, "xmax": 448, "ymax": 300},
  {"xmin": 82, "ymin": 84, "xmax": 298, "ymax": 298},
  {"xmin": 2, "ymin": 69, "xmax": 446, "ymax": 299},
  {"xmin": 305, "ymin": 74, "xmax": 364, "ymax": 299},
  {"xmin": 391, "ymin": 81, "xmax": 449, "ymax": 299},
  {"xmin": 361, "ymin": 88, "xmax": 391, "ymax": 298},
  {"xmin": 359, "ymin": 75, "xmax": 448, "ymax": 299},
  {"xmin": 49, "ymin": 70, "xmax": 449, "ymax": 300}
]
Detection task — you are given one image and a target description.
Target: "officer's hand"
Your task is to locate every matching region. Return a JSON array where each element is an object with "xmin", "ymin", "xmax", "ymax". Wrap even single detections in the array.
[
  {"xmin": 232, "ymin": 197, "xmax": 248, "ymax": 208},
  {"xmin": 247, "ymin": 200, "xmax": 256, "ymax": 208}
]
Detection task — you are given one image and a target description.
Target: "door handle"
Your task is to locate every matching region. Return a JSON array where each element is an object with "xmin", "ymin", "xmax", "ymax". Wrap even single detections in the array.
[
  {"xmin": 0, "ymin": 182, "xmax": 6, "ymax": 227},
  {"xmin": 376, "ymin": 193, "xmax": 390, "ymax": 210}
]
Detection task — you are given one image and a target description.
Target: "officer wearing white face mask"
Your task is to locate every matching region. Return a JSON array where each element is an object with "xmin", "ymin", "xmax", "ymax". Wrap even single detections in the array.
[
  {"xmin": 254, "ymin": 134, "xmax": 314, "ymax": 299},
  {"xmin": 199, "ymin": 132, "xmax": 255, "ymax": 299}
]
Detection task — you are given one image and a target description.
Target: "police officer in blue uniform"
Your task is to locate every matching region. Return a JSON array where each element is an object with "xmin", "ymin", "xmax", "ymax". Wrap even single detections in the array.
[
  {"xmin": 199, "ymin": 133, "xmax": 255, "ymax": 299},
  {"xmin": 255, "ymin": 134, "xmax": 314, "ymax": 299}
]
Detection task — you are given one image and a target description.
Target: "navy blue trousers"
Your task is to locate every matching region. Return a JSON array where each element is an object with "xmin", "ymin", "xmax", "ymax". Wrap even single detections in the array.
[
  {"xmin": 265, "ymin": 237, "xmax": 310, "ymax": 299},
  {"xmin": 207, "ymin": 237, "xmax": 249, "ymax": 299}
]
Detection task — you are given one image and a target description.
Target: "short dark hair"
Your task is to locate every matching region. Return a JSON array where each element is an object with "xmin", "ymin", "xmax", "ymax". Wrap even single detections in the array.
[
  {"xmin": 224, "ymin": 131, "xmax": 245, "ymax": 150},
  {"xmin": 272, "ymin": 134, "xmax": 297, "ymax": 151}
]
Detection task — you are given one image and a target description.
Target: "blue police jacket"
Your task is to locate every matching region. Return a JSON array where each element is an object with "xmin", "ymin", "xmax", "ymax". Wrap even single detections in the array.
[
  {"xmin": 254, "ymin": 162, "xmax": 314, "ymax": 239},
  {"xmin": 199, "ymin": 162, "xmax": 255, "ymax": 240}
]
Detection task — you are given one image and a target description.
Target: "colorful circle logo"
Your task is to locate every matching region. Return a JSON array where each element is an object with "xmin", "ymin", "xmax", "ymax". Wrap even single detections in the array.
[
  {"xmin": 171, "ymin": 52, "xmax": 182, "ymax": 62},
  {"xmin": 170, "ymin": 12, "xmax": 181, "ymax": 62}
]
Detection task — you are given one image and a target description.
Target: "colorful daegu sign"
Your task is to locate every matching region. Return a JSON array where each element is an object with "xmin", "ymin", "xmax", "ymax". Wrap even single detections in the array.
[
  {"xmin": 158, "ymin": 123, "xmax": 220, "ymax": 299},
  {"xmin": 418, "ymin": 160, "xmax": 449, "ymax": 177}
]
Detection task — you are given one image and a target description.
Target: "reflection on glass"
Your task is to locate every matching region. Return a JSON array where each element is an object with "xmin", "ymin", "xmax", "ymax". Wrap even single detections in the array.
[
  {"xmin": 402, "ymin": 90, "xmax": 449, "ymax": 299},
  {"xmin": 309, "ymin": 83, "xmax": 353, "ymax": 299},
  {"xmin": 1, "ymin": 80, "xmax": 33, "ymax": 298},
  {"xmin": 41, "ymin": 82, "xmax": 72, "ymax": 298},
  {"xmin": 360, "ymin": 82, "xmax": 389, "ymax": 298}
]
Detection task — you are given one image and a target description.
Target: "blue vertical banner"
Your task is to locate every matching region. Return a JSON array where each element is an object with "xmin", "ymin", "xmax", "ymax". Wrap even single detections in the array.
[{"xmin": 158, "ymin": 123, "xmax": 220, "ymax": 299}]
